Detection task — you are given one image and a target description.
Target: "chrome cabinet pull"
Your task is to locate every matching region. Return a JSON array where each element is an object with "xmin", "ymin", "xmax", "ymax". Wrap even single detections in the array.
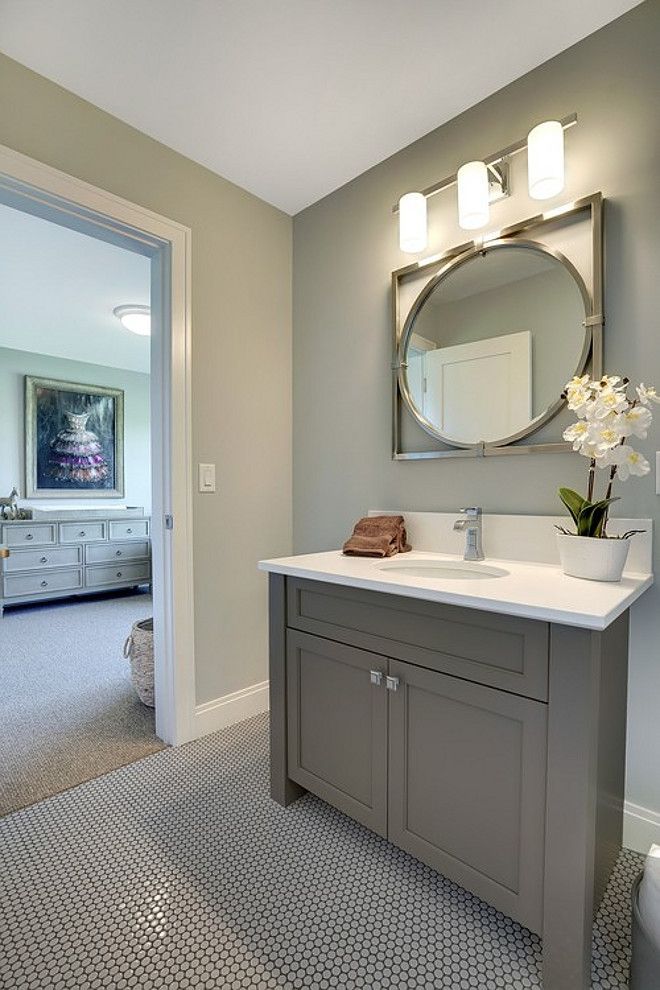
[
  {"xmin": 115, "ymin": 550, "xmax": 122, "ymax": 557},
  {"xmin": 126, "ymin": 528, "xmax": 133, "ymax": 534},
  {"xmin": 385, "ymin": 675, "xmax": 400, "ymax": 692},
  {"xmin": 40, "ymin": 556, "xmax": 48, "ymax": 563},
  {"xmin": 116, "ymin": 571, "xmax": 122, "ymax": 578},
  {"xmin": 40, "ymin": 580, "xmax": 48, "ymax": 588},
  {"xmin": 25, "ymin": 533, "xmax": 33, "ymax": 541},
  {"xmin": 79, "ymin": 531, "xmax": 86, "ymax": 537},
  {"xmin": 369, "ymin": 669, "xmax": 383, "ymax": 687}
]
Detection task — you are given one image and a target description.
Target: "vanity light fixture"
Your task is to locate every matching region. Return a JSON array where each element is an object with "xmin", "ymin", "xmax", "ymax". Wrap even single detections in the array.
[
  {"xmin": 113, "ymin": 304, "xmax": 151, "ymax": 337},
  {"xmin": 457, "ymin": 161, "xmax": 490, "ymax": 230},
  {"xmin": 398, "ymin": 192, "xmax": 428, "ymax": 253},
  {"xmin": 527, "ymin": 120, "xmax": 565, "ymax": 200},
  {"xmin": 393, "ymin": 112, "xmax": 576, "ymax": 254}
]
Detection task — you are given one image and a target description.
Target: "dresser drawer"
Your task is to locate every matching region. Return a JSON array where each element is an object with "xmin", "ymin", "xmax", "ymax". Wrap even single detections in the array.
[
  {"xmin": 4, "ymin": 546, "xmax": 82, "ymax": 572},
  {"xmin": 4, "ymin": 568, "xmax": 83, "ymax": 598},
  {"xmin": 86, "ymin": 541, "xmax": 150, "ymax": 564},
  {"xmin": 2, "ymin": 524, "xmax": 56, "ymax": 548},
  {"xmin": 286, "ymin": 578, "xmax": 549, "ymax": 702},
  {"xmin": 59, "ymin": 521, "xmax": 107, "ymax": 543},
  {"xmin": 86, "ymin": 561, "xmax": 151, "ymax": 587},
  {"xmin": 108, "ymin": 520, "xmax": 149, "ymax": 541}
]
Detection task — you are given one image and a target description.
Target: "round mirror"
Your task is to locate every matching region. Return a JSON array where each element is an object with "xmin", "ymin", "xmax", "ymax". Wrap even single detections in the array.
[{"xmin": 400, "ymin": 241, "xmax": 590, "ymax": 447}]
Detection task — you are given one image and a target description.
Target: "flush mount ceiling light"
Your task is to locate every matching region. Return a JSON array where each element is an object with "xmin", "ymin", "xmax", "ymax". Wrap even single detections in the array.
[
  {"xmin": 527, "ymin": 120, "xmax": 565, "ymax": 200},
  {"xmin": 394, "ymin": 113, "xmax": 576, "ymax": 254},
  {"xmin": 113, "ymin": 304, "xmax": 151, "ymax": 336}
]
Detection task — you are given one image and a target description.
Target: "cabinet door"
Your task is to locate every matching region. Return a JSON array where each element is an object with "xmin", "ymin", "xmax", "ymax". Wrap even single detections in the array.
[
  {"xmin": 388, "ymin": 660, "xmax": 547, "ymax": 934},
  {"xmin": 286, "ymin": 629, "xmax": 388, "ymax": 836}
]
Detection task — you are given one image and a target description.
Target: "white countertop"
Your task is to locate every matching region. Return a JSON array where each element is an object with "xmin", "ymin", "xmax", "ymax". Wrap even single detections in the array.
[{"xmin": 259, "ymin": 549, "xmax": 653, "ymax": 630}]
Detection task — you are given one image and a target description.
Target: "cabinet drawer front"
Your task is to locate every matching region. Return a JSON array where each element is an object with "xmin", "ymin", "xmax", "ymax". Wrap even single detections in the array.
[
  {"xmin": 4, "ymin": 568, "xmax": 82, "ymax": 598},
  {"xmin": 388, "ymin": 659, "xmax": 547, "ymax": 935},
  {"xmin": 2, "ymin": 524, "xmax": 56, "ymax": 548},
  {"xmin": 59, "ymin": 521, "xmax": 107, "ymax": 543},
  {"xmin": 86, "ymin": 541, "xmax": 150, "ymax": 564},
  {"xmin": 286, "ymin": 630, "xmax": 388, "ymax": 837},
  {"xmin": 85, "ymin": 562, "xmax": 151, "ymax": 587},
  {"xmin": 109, "ymin": 520, "xmax": 149, "ymax": 541},
  {"xmin": 4, "ymin": 546, "xmax": 82, "ymax": 572},
  {"xmin": 287, "ymin": 578, "xmax": 548, "ymax": 701}
]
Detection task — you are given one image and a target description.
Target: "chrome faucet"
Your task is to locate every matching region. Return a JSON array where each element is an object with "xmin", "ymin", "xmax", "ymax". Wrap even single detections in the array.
[{"xmin": 453, "ymin": 507, "xmax": 484, "ymax": 561}]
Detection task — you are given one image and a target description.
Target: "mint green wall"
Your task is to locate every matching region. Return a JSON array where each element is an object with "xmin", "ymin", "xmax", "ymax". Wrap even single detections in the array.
[
  {"xmin": 293, "ymin": 2, "xmax": 660, "ymax": 819},
  {"xmin": 0, "ymin": 346, "xmax": 151, "ymax": 510}
]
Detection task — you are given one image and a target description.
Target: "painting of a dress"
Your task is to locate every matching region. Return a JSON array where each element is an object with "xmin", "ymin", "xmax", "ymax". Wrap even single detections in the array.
[{"xmin": 25, "ymin": 377, "xmax": 125, "ymax": 498}]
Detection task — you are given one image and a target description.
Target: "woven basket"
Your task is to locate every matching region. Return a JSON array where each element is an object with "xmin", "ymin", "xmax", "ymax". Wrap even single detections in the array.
[{"xmin": 123, "ymin": 618, "xmax": 154, "ymax": 707}]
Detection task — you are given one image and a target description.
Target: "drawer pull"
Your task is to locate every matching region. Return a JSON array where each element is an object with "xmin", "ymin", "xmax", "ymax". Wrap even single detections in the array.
[
  {"xmin": 25, "ymin": 533, "xmax": 34, "ymax": 541},
  {"xmin": 79, "ymin": 531, "xmax": 86, "ymax": 537},
  {"xmin": 385, "ymin": 675, "xmax": 400, "ymax": 692},
  {"xmin": 40, "ymin": 580, "xmax": 48, "ymax": 588},
  {"xmin": 116, "ymin": 571, "xmax": 123, "ymax": 578},
  {"xmin": 40, "ymin": 556, "xmax": 48, "ymax": 564},
  {"xmin": 126, "ymin": 528, "xmax": 133, "ymax": 534},
  {"xmin": 115, "ymin": 550, "xmax": 122, "ymax": 557},
  {"xmin": 369, "ymin": 670, "xmax": 383, "ymax": 687}
]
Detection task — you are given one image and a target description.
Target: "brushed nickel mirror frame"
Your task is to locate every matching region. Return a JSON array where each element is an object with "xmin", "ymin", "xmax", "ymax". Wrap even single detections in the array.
[{"xmin": 392, "ymin": 192, "xmax": 603, "ymax": 460}]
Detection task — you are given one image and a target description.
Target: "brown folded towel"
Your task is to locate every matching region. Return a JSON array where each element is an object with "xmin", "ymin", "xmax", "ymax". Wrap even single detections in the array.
[{"xmin": 343, "ymin": 515, "xmax": 412, "ymax": 558}]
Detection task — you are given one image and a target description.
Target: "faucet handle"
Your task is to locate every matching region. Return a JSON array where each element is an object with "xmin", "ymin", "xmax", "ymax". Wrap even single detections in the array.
[{"xmin": 460, "ymin": 506, "xmax": 482, "ymax": 517}]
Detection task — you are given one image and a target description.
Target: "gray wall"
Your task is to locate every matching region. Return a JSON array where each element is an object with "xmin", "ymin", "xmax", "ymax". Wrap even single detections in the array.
[
  {"xmin": 0, "ymin": 52, "xmax": 292, "ymax": 706},
  {"xmin": 293, "ymin": 2, "xmax": 660, "ymax": 817},
  {"xmin": 0, "ymin": 346, "xmax": 151, "ymax": 511}
]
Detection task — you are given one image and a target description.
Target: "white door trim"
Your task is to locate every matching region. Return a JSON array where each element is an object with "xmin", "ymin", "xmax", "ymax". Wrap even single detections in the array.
[{"xmin": 0, "ymin": 142, "xmax": 195, "ymax": 745}]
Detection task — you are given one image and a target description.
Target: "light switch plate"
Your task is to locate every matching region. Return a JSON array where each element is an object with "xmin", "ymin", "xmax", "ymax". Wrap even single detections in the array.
[{"xmin": 198, "ymin": 463, "xmax": 216, "ymax": 493}]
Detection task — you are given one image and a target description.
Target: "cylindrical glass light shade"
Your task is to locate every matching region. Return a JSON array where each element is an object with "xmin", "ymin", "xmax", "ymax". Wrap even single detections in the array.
[
  {"xmin": 398, "ymin": 192, "xmax": 428, "ymax": 253},
  {"xmin": 527, "ymin": 120, "xmax": 564, "ymax": 200},
  {"xmin": 457, "ymin": 161, "xmax": 489, "ymax": 230}
]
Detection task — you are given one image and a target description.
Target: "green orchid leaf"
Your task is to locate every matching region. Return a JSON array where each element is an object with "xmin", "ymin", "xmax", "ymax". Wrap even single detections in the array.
[
  {"xmin": 558, "ymin": 487, "xmax": 587, "ymax": 526},
  {"xmin": 576, "ymin": 497, "xmax": 620, "ymax": 538}
]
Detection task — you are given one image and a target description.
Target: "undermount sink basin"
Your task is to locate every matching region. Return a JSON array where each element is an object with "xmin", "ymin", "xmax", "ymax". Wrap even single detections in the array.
[{"xmin": 378, "ymin": 559, "xmax": 509, "ymax": 580}]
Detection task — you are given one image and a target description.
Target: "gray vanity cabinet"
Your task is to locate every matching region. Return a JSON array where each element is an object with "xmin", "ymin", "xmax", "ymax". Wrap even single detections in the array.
[
  {"xmin": 387, "ymin": 659, "xmax": 547, "ymax": 933},
  {"xmin": 270, "ymin": 573, "xmax": 631, "ymax": 990},
  {"xmin": 286, "ymin": 629, "xmax": 388, "ymax": 836},
  {"xmin": 286, "ymin": 625, "xmax": 546, "ymax": 932}
]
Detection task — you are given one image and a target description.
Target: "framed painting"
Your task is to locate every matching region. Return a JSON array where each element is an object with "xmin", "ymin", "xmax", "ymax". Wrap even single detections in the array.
[{"xmin": 25, "ymin": 377, "xmax": 125, "ymax": 498}]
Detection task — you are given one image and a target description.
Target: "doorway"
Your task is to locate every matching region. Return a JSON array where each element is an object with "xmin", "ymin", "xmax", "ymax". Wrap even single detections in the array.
[{"xmin": 0, "ymin": 143, "xmax": 195, "ymax": 813}]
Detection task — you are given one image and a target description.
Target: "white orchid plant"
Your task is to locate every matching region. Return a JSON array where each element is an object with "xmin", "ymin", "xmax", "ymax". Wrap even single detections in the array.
[{"xmin": 558, "ymin": 374, "xmax": 658, "ymax": 538}]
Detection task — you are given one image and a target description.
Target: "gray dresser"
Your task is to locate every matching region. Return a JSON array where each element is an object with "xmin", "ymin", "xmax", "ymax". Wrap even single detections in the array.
[{"xmin": 0, "ymin": 514, "xmax": 151, "ymax": 615}]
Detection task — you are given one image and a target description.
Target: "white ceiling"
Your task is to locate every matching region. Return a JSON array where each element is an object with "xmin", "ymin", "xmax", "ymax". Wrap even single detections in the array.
[
  {"xmin": 0, "ymin": 203, "xmax": 151, "ymax": 373},
  {"xmin": 0, "ymin": 0, "xmax": 642, "ymax": 215}
]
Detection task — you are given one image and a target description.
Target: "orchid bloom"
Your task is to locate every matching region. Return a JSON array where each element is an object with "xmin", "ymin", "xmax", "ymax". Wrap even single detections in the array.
[
  {"xmin": 610, "ymin": 445, "xmax": 651, "ymax": 481},
  {"xmin": 562, "ymin": 373, "xmax": 657, "ymax": 484},
  {"xmin": 591, "ymin": 389, "xmax": 628, "ymax": 419},
  {"xmin": 620, "ymin": 405, "xmax": 652, "ymax": 438},
  {"xmin": 637, "ymin": 383, "xmax": 660, "ymax": 406},
  {"xmin": 587, "ymin": 420, "xmax": 625, "ymax": 452},
  {"xmin": 562, "ymin": 420, "xmax": 589, "ymax": 449}
]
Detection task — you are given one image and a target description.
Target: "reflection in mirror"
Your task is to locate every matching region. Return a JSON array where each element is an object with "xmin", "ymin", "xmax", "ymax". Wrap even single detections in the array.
[{"xmin": 403, "ymin": 245, "xmax": 587, "ymax": 445}]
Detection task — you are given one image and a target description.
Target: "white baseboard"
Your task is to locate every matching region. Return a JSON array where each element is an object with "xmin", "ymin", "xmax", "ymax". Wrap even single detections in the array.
[
  {"xmin": 194, "ymin": 679, "xmax": 270, "ymax": 738},
  {"xmin": 624, "ymin": 800, "xmax": 660, "ymax": 853}
]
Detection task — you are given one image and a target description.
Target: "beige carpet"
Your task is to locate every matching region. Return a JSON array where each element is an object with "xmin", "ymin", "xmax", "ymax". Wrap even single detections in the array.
[{"xmin": 0, "ymin": 590, "xmax": 164, "ymax": 816}]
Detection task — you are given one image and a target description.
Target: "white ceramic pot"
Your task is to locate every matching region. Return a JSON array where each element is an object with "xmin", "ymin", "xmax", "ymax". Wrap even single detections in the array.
[{"xmin": 556, "ymin": 532, "xmax": 631, "ymax": 582}]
